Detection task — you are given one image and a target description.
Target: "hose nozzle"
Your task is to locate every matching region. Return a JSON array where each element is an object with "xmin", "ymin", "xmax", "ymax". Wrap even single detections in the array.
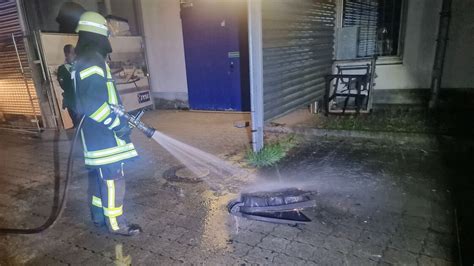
[{"xmin": 110, "ymin": 105, "xmax": 156, "ymax": 138}]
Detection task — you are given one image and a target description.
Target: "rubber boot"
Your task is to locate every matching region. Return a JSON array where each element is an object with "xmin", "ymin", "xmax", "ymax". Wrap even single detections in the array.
[
  {"xmin": 88, "ymin": 169, "xmax": 106, "ymax": 227},
  {"xmin": 100, "ymin": 176, "xmax": 142, "ymax": 236}
]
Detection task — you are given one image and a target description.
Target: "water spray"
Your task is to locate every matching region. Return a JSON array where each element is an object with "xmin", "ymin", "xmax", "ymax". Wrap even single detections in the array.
[{"xmin": 110, "ymin": 105, "xmax": 318, "ymax": 225}]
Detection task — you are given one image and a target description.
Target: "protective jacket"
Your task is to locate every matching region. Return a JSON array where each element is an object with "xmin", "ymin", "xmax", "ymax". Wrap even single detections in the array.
[
  {"xmin": 58, "ymin": 63, "xmax": 76, "ymax": 110},
  {"xmin": 74, "ymin": 52, "xmax": 138, "ymax": 167}
]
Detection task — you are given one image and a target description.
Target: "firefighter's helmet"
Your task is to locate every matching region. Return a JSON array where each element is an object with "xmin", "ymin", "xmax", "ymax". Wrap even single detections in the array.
[{"xmin": 75, "ymin": 11, "xmax": 108, "ymax": 37}]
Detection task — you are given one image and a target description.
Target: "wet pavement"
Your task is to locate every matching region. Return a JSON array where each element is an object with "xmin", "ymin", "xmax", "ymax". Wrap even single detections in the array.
[{"xmin": 0, "ymin": 110, "xmax": 461, "ymax": 265}]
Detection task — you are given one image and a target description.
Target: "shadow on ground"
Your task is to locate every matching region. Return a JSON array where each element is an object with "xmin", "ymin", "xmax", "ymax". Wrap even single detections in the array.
[{"xmin": 433, "ymin": 108, "xmax": 474, "ymax": 265}]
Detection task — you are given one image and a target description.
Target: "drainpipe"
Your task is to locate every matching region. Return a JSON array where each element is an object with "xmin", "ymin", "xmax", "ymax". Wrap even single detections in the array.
[
  {"xmin": 429, "ymin": 0, "xmax": 452, "ymax": 109},
  {"xmin": 248, "ymin": 0, "xmax": 264, "ymax": 152},
  {"xmin": 104, "ymin": 0, "xmax": 112, "ymax": 15}
]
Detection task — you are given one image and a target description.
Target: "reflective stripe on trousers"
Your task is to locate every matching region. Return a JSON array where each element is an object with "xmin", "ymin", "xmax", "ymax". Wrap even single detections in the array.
[{"xmin": 88, "ymin": 164, "xmax": 127, "ymax": 232}]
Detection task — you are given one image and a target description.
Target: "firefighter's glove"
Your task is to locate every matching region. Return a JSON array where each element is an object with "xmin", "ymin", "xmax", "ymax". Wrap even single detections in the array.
[{"xmin": 114, "ymin": 125, "xmax": 132, "ymax": 141}]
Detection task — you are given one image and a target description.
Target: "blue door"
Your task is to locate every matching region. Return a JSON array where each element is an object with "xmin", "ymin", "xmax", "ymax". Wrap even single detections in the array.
[{"xmin": 181, "ymin": 0, "xmax": 250, "ymax": 111}]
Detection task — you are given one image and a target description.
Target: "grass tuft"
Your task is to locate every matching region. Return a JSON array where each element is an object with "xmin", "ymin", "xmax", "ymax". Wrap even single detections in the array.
[{"xmin": 246, "ymin": 135, "xmax": 297, "ymax": 168}]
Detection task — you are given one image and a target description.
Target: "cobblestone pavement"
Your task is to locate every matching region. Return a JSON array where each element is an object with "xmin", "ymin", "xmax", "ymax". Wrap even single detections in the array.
[{"xmin": 0, "ymin": 110, "xmax": 458, "ymax": 265}]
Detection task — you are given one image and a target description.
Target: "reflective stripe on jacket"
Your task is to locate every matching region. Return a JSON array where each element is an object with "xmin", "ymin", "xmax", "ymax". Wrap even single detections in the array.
[{"xmin": 74, "ymin": 53, "xmax": 138, "ymax": 167}]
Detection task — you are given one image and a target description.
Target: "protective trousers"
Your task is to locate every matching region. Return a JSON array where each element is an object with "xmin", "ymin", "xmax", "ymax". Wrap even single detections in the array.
[{"xmin": 87, "ymin": 163, "xmax": 127, "ymax": 232}]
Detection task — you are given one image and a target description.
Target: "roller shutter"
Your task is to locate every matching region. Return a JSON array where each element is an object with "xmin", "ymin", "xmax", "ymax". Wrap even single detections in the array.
[
  {"xmin": 262, "ymin": 0, "xmax": 336, "ymax": 121},
  {"xmin": 0, "ymin": 1, "xmax": 40, "ymax": 126}
]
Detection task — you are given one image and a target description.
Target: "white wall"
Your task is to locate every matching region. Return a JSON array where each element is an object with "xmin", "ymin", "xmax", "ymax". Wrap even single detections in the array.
[
  {"xmin": 442, "ymin": 0, "xmax": 474, "ymax": 90},
  {"xmin": 139, "ymin": 0, "xmax": 188, "ymax": 103},
  {"xmin": 374, "ymin": 0, "xmax": 442, "ymax": 90}
]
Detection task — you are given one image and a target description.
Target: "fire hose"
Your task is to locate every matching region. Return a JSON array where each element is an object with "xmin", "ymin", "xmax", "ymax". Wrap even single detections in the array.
[{"xmin": 0, "ymin": 105, "xmax": 155, "ymax": 234}]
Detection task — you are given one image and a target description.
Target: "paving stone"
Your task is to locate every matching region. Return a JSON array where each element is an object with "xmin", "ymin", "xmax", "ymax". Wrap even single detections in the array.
[
  {"xmin": 272, "ymin": 253, "xmax": 308, "ymax": 265},
  {"xmin": 331, "ymin": 224, "xmax": 363, "ymax": 241},
  {"xmin": 159, "ymin": 243, "xmax": 189, "ymax": 261},
  {"xmin": 227, "ymin": 242, "xmax": 253, "ymax": 257},
  {"xmin": 205, "ymin": 254, "xmax": 248, "ymax": 265},
  {"xmin": 304, "ymin": 220, "xmax": 334, "ymax": 236},
  {"xmin": 248, "ymin": 221, "xmax": 278, "ymax": 234},
  {"xmin": 345, "ymin": 255, "xmax": 379, "ymax": 266},
  {"xmin": 283, "ymin": 240, "xmax": 316, "ymax": 260},
  {"xmin": 400, "ymin": 215, "xmax": 431, "ymax": 230},
  {"xmin": 78, "ymin": 254, "xmax": 115, "ymax": 265},
  {"xmin": 181, "ymin": 247, "xmax": 215, "ymax": 263},
  {"xmin": 351, "ymin": 243, "xmax": 385, "ymax": 261},
  {"xmin": 357, "ymin": 230, "xmax": 392, "ymax": 247},
  {"xmin": 48, "ymin": 245, "xmax": 95, "ymax": 265},
  {"xmin": 258, "ymin": 235, "xmax": 292, "ymax": 252},
  {"xmin": 388, "ymin": 235, "xmax": 424, "ymax": 254},
  {"xmin": 323, "ymin": 235, "xmax": 355, "ymax": 254},
  {"xmin": 231, "ymin": 216, "xmax": 254, "ymax": 230},
  {"xmin": 395, "ymin": 225, "xmax": 428, "ymax": 241},
  {"xmin": 74, "ymin": 233, "xmax": 120, "ymax": 256},
  {"xmin": 270, "ymin": 224, "xmax": 302, "ymax": 240},
  {"xmin": 140, "ymin": 233, "xmax": 176, "ymax": 254},
  {"xmin": 404, "ymin": 202, "xmax": 434, "ymax": 219},
  {"xmin": 421, "ymin": 240, "xmax": 455, "ymax": 261},
  {"xmin": 311, "ymin": 247, "xmax": 346, "ymax": 265},
  {"xmin": 382, "ymin": 248, "xmax": 418, "ymax": 265},
  {"xmin": 361, "ymin": 214, "xmax": 400, "ymax": 234},
  {"xmin": 417, "ymin": 255, "xmax": 455, "ymax": 266},
  {"xmin": 425, "ymin": 231, "xmax": 455, "ymax": 247},
  {"xmin": 295, "ymin": 230, "xmax": 327, "ymax": 246},
  {"xmin": 430, "ymin": 210, "xmax": 454, "ymax": 225},
  {"xmin": 430, "ymin": 220, "xmax": 454, "ymax": 234},
  {"xmin": 131, "ymin": 252, "xmax": 178, "ymax": 265},
  {"xmin": 25, "ymin": 255, "xmax": 69, "ymax": 266},
  {"xmin": 231, "ymin": 230, "xmax": 267, "ymax": 246},
  {"xmin": 246, "ymin": 246, "xmax": 278, "ymax": 264}
]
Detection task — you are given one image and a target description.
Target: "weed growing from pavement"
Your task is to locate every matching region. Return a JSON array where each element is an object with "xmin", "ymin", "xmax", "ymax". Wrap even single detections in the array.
[{"xmin": 245, "ymin": 135, "xmax": 297, "ymax": 168}]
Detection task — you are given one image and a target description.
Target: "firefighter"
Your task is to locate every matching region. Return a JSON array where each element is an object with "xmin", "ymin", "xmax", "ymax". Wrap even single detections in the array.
[
  {"xmin": 57, "ymin": 44, "xmax": 79, "ymax": 128},
  {"xmin": 74, "ymin": 11, "xmax": 141, "ymax": 236}
]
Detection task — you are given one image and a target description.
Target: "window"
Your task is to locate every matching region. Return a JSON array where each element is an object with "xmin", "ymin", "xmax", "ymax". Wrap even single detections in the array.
[{"xmin": 342, "ymin": 0, "xmax": 404, "ymax": 57}]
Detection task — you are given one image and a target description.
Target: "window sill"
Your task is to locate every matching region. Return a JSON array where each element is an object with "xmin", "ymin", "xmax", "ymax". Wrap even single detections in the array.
[
  {"xmin": 334, "ymin": 56, "xmax": 403, "ymax": 66},
  {"xmin": 376, "ymin": 56, "xmax": 403, "ymax": 65}
]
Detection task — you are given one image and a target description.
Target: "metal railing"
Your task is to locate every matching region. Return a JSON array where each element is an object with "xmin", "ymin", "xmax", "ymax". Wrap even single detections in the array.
[{"xmin": 0, "ymin": 33, "xmax": 41, "ymax": 133}]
